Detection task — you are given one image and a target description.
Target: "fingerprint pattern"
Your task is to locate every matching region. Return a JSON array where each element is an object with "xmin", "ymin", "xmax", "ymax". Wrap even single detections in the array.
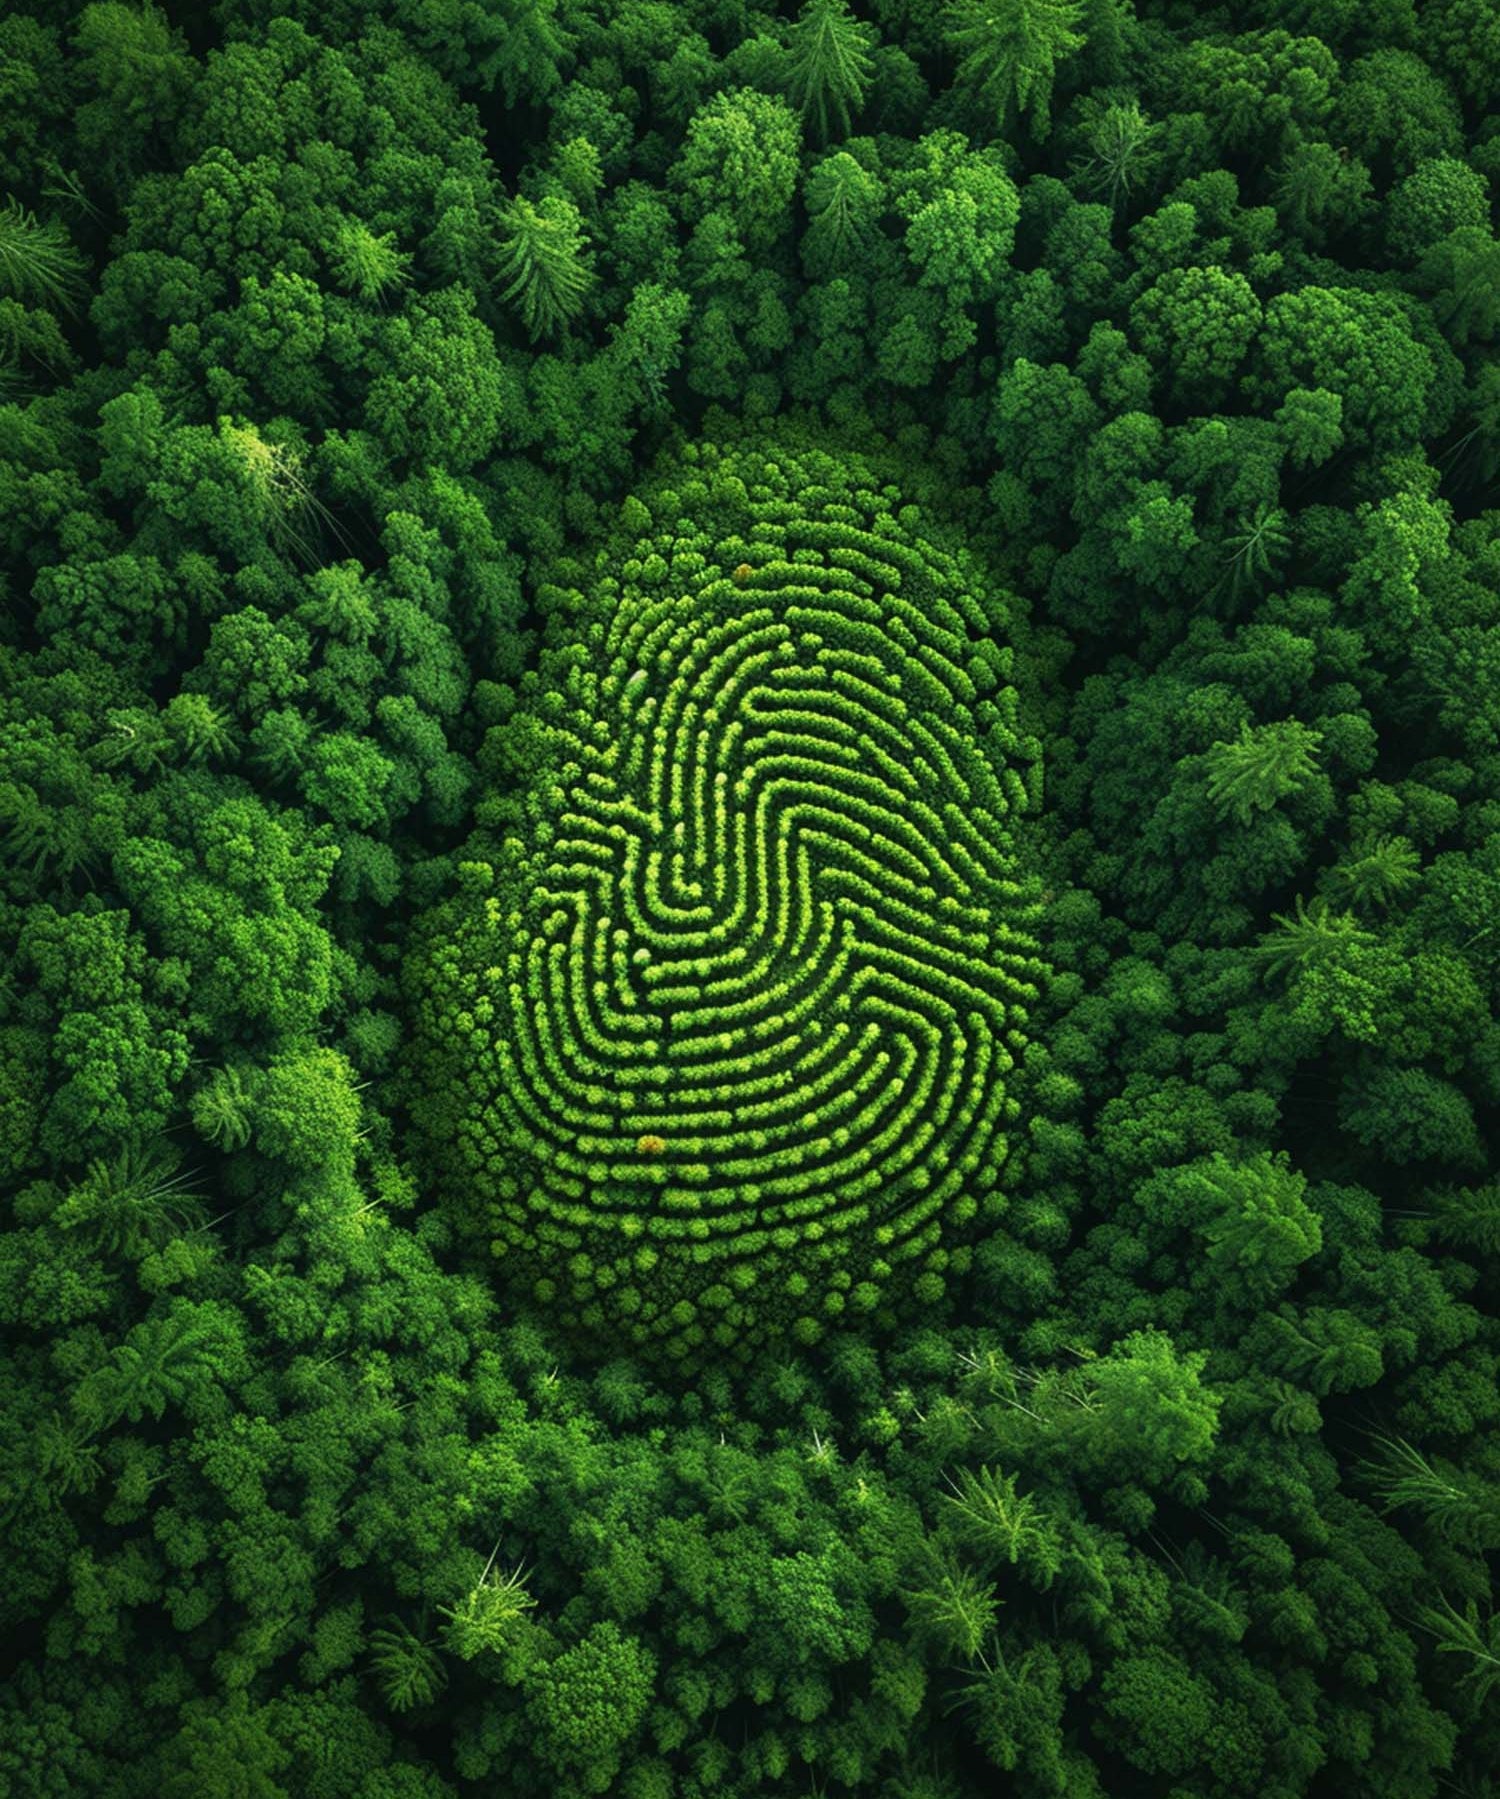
[{"xmin": 417, "ymin": 436, "xmax": 1046, "ymax": 1356}]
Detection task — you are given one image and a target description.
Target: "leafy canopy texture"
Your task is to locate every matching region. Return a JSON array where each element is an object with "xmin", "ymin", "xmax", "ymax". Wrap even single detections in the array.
[
  {"xmin": 5, "ymin": 2, "xmax": 1500, "ymax": 1796},
  {"xmin": 410, "ymin": 424, "xmax": 1046, "ymax": 1362}
]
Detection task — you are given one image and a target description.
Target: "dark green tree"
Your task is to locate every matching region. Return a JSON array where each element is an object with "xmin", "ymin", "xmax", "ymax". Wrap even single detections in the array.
[
  {"xmin": 495, "ymin": 194, "xmax": 595, "ymax": 341},
  {"xmin": 801, "ymin": 150, "xmax": 886, "ymax": 279},
  {"xmin": 70, "ymin": 1, "xmax": 195, "ymax": 194},
  {"xmin": 942, "ymin": 0, "xmax": 1087, "ymax": 137},
  {"xmin": 1419, "ymin": 225, "xmax": 1500, "ymax": 347},
  {"xmin": 72, "ymin": 1301, "xmax": 246, "ymax": 1430},
  {"xmin": 475, "ymin": 0, "xmax": 578, "ymax": 107},
  {"xmin": 786, "ymin": 0, "xmax": 878, "ymax": 145},
  {"xmin": 1415, "ymin": 1596, "xmax": 1500, "ymax": 1706},
  {"xmin": 1217, "ymin": 502, "xmax": 1293, "ymax": 601},
  {"xmin": 1269, "ymin": 139, "xmax": 1374, "ymax": 246},
  {"xmin": 1322, "ymin": 833, "xmax": 1421, "ymax": 914},
  {"xmin": 368, "ymin": 1617, "xmax": 447, "ymax": 1713},
  {"xmin": 1068, "ymin": 96, "xmax": 1162, "ymax": 212}
]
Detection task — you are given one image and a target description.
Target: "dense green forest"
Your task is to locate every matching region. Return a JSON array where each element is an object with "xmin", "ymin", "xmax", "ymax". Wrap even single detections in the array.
[{"xmin": 2, "ymin": 1, "xmax": 1499, "ymax": 1793}]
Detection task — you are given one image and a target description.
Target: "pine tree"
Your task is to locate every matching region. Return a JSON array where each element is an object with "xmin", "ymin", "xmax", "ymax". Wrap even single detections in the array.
[
  {"xmin": 368, "ymin": 1617, "xmax": 448, "ymax": 1712},
  {"xmin": 329, "ymin": 220, "xmax": 411, "ymax": 304},
  {"xmin": 54, "ymin": 1140, "xmax": 205, "ymax": 1256},
  {"xmin": 801, "ymin": 151, "xmax": 885, "ymax": 277},
  {"xmin": 1203, "ymin": 719, "xmax": 1323, "ymax": 827},
  {"xmin": 0, "ymin": 196, "xmax": 86, "ymax": 310},
  {"xmin": 190, "ymin": 1063, "xmax": 258, "ymax": 1152},
  {"xmin": 494, "ymin": 194, "xmax": 594, "ymax": 341},
  {"xmin": 900, "ymin": 1543, "xmax": 999, "ymax": 1659},
  {"xmin": 1251, "ymin": 894, "xmax": 1375, "ymax": 984},
  {"xmin": 438, "ymin": 1545, "xmax": 537, "ymax": 1659},
  {"xmin": 942, "ymin": 0, "xmax": 1087, "ymax": 138},
  {"xmin": 1322, "ymin": 832, "xmax": 1421, "ymax": 914},
  {"xmin": 786, "ymin": 0, "xmax": 878, "ymax": 145},
  {"xmin": 1068, "ymin": 96, "xmax": 1160, "ymax": 211},
  {"xmin": 477, "ymin": 0, "xmax": 578, "ymax": 109},
  {"xmin": 1428, "ymin": 1181, "xmax": 1500, "ymax": 1255},
  {"xmin": 940, "ymin": 1465, "xmax": 1047, "ymax": 1567},
  {"xmin": 1415, "ymin": 1596, "xmax": 1500, "ymax": 1706},
  {"xmin": 1361, "ymin": 1435, "xmax": 1500, "ymax": 1547},
  {"xmin": 72, "ymin": 1305, "xmax": 227, "ymax": 1429},
  {"xmin": 1219, "ymin": 501, "xmax": 1292, "ymax": 600}
]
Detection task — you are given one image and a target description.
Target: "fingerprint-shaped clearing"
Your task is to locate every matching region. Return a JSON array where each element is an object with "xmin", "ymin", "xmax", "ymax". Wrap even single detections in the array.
[{"xmin": 409, "ymin": 430, "xmax": 1048, "ymax": 1360}]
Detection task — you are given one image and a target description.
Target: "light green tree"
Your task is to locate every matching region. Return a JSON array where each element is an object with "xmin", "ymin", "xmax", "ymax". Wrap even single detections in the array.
[
  {"xmin": 0, "ymin": 196, "xmax": 86, "ymax": 309},
  {"xmin": 328, "ymin": 220, "xmax": 411, "ymax": 305},
  {"xmin": 901, "ymin": 1543, "xmax": 999, "ymax": 1659},
  {"xmin": 940, "ymin": 1465, "xmax": 1051, "ymax": 1568},
  {"xmin": 438, "ymin": 1546, "xmax": 538, "ymax": 1660},
  {"xmin": 1203, "ymin": 719, "xmax": 1323, "ymax": 827},
  {"xmin": 525, "ymin": 1622, "xmax": 656, "ymax": 1795},
  {"xmin": 673, "ymin": 88, "xmax": 802, "ymax": 255},
  {"xmin": 163, "ymin": 692, "xmax": 237, "ymax": 764}
]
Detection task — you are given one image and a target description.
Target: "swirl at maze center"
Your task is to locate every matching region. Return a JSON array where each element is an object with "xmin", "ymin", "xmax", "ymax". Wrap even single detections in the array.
[{"xmin": 409, "ymin": 429, "xmax": 1047, "ymax": 1357}]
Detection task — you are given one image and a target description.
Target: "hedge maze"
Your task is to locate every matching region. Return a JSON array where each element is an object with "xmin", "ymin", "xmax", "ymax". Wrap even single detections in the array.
[{"xmin": 411, "ymin": 431, "xmax": 1048, "ymax": 1356}]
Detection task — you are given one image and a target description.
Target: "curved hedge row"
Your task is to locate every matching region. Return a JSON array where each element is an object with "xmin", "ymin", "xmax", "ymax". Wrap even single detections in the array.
[{"xmin": 409, "ymin": 426, "xmax": 1049, "ymax": 1358}]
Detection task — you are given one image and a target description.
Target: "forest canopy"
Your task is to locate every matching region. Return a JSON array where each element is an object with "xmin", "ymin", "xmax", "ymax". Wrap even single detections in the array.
[{"xmin": 2, "ymin": 2, "xmax": 1499, "ymax": 1796}]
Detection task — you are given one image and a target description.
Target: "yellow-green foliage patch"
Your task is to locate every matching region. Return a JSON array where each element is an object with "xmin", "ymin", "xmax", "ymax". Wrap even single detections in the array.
[{"xmin": 410, "ymin": 425, "xmax": 1049, "ymax": 1358}]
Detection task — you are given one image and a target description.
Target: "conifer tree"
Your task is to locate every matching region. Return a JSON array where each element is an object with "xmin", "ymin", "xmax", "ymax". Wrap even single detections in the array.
[
  {"xmin": 1203, "ymin": 720, "xmax": 1324, "ymax": 828},
  {"xmin": 786, "ymin": 0, "xmax": 878, "ymax": 145},
  {"xmin": 942, "ymin": 0, "xmax": 1087, "ymax": 137},
  {"xmin": 494, "ymin": 194, "xmax": 594, "ymax": 341},
  {"xmin": 0, "ymin": 196, "xmax": 85, "ymax": 310},
  {"xmin": 801, "ymin": 150, "xmax": 885, "ymax": 277}
]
